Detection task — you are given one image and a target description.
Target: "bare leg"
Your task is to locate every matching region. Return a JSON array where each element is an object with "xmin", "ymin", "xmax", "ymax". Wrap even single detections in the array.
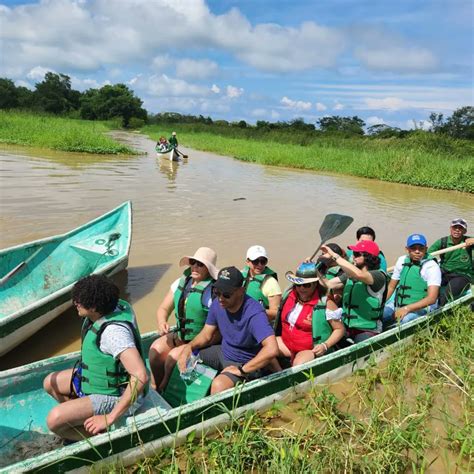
[
  {"xmin": 158, "ymin": 343, "xmax": 185, "ymax": 392},
  {"xmin": 46, "ymin": 396, "xmax": 95, "ymax": 441},
  {"xmin": 267, "ymin": 336, "xmax": 292, "ymax": 372},
  {"xmin": 292, "ymin": 350, "xmax": 315, "ymax": 366},
  {"xmin": 210, "ymin": 374, "xmax": 236, "ymax": 394},
  {"xmin": 148, "ymin": 333, "xmax": 177, "ymax": 390},
  {"xmin": 43, "ymin": 369, "xmax": 74, "ymax": 402}
]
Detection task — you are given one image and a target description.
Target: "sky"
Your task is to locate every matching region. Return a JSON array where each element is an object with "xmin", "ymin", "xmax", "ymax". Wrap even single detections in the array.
[{"xmin": 1, "ymin": 0, "xmax": 473, "ymax": 129}]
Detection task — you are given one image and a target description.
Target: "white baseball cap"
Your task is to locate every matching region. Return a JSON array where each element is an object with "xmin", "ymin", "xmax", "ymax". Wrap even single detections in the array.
[{"xmin": 246, "ymin": 245, "xmax": 268, "ymax": 261}]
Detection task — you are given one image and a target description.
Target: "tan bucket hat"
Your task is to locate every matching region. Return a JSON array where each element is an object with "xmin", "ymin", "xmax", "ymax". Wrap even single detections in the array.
[{"xmin": 179, "ymin": 247, "xmax": 218, "ymax": 280}]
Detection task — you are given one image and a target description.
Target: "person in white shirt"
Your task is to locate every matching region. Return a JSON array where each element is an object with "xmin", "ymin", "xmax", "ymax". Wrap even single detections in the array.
[{"xmin": 383, "ymin": 234, "xmax": 441, "ymax": 326}]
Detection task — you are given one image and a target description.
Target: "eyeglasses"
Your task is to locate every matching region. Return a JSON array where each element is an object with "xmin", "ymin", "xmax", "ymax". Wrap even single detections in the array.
[
  {"xmin": 295, "ymin": 283, "xmax": 313, "ymax": 289},
  {"xmin": 251, "ymin": 257, "xmax": 268, "ymax": 266},
  {"xmin": 189, "ymin": 259, "xmax": 205, "ymax": 267},
  {"xmin": 214, "ymin": 289, "xmax": 234, "ymax": 299}
]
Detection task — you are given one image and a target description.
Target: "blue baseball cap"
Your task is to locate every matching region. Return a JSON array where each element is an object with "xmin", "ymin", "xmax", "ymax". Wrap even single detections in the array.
[{"xmin": 406, "ymin": 234, "xmax": 427, "ymax": 247}]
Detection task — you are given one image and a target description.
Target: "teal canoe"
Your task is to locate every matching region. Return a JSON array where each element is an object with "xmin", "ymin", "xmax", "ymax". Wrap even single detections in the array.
[
  {"xmin": 0, "ymin": 201, "xmax": 132, "ymax": 356},
  {"xmin": 156, "ymin": 146, "xmax": 179, "ymax": 161},
  {"xmin": 0, "ymin": 287, "xmax": 471, "ymax": 473}
]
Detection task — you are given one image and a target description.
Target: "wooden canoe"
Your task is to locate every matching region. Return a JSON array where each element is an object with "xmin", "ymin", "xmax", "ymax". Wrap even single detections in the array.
[
  {"xmin": 0, "ymin": 201, "xmax": 132, "ymax": 356},
  {"xmin": 156, "ymin": 147, "xmax": 179, "ymax": 161},
  {"xmin": 0, "ymin": 286, "xmax": 471, "ymax": 473}
]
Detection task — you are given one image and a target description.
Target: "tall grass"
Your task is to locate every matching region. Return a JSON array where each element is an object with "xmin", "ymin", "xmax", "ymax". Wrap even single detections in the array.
[
  {"xmin": 143, "ymin": 124, "xmax": 474, "ymax": 193},
  {"xmin": 0, "ymin": 111, "xmax": 135, "ymax": 154},
  {"xmin": 107, "ymin": 305, "xmax": 472, "ymax": 473}
]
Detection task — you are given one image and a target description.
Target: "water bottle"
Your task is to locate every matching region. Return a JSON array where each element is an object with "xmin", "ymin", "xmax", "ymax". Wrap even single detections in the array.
[{"xmin": 181, "ymin": 350, "xmax": 200, "ymax": 380}]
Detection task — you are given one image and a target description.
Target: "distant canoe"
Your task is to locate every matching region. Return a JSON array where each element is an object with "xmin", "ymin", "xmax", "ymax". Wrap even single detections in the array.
[
  {"xmin": 156, "ymin": 147, "xmax": 179, "ymax": 161},
  {"xmin": 0, "ymin": 287, "xmax": 471, "ymax": 472},
  {"xmin": 0, "ymin": 201, "xmax": 132, "ymax": 356}
]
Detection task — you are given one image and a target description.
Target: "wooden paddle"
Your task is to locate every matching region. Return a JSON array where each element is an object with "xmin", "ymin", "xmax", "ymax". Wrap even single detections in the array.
[
  {"xmin": 0, "ymin": 246, "xmax": 43, "ymax": 286},
  {"xmin": 386, "ymin": 241, "xmax": 469, "ymax": 273},
  {"xmin": 176, "ymin": 148, "xmax": 188, "ymax": 159},
  {"xmin": 309, "ymin": 214, "xmax": 354, "ymax": 261}
]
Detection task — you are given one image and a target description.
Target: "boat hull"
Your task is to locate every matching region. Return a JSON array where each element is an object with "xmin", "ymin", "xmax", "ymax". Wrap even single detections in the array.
[
  {"xmin": 0, "ymin": 202, "xmax": 132, "ymax": 356},
  {"xmin": 156, "ymin": 148, "xmax": 179, "ymax": 161},
  {"xmin": 0, "ymin": 288, "xmax": 471, "ymax": 473}
]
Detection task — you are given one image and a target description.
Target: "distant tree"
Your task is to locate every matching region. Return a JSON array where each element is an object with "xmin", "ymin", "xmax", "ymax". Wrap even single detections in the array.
[
  {"xmin": 214, "ymin": 120, "xmax": 230, "ymax": 126},
  {"xmin": 34, "ymin": 72, "xmax": 79, "ymax": 114},
  {"xmin": 16, "ymin": 86, "xmax": 35, "ymax": 108},
  {"xmin": 428, "ymin": 112, "xmax": 445, "ymax": 133},
  {"xmin": 289, "ymin": 118, "xmax": 315, "ymax": 131},
  {"xmin": 235, "ymin": 120, "xmax": 247, "ymax": 128},
  {"xmin": 443, "ymin": 106, "xmax": 474, "ymax": 140},
  {"xmin": 256, "ymin": 120, "xmax": 270, "ymax": 129},
  {"xmin": 367, "ymin": 124, "xmax": 403, "ymax": 138},
  {"xmin": 80, "ymin": 84, "xmax": 147, "ymax": 127},
  {"xmin": 0, "ymin": 78, "xmax": 19, "ymax": 109},
  {"xmin": 317, "ymin": 115, "xmax": 365, "ymax": 135}
]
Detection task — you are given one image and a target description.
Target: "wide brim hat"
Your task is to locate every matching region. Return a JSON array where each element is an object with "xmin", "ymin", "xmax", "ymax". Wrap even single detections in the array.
[
  {"xmin": 179, "ymin": 247, "xmax": 218, "ymax": 280},
  {"xmin": 285, "ymin": 262, "xmax": 319, "ymax": 285}
]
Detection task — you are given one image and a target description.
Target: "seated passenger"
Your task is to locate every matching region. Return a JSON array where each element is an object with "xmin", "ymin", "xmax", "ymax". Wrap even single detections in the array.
[
  {"xmin": 177, "ymin": 267, "xmax": 278, "ymax": 394},
  {"xmin": 273, "ymin": 262, "xmax": 345, "ymax": 367},
  {"xmin": 316, "ymin": 243, "xmax": 346, "ymax": 307},
  {"xmin": 428, "ymin": 218, "xmax": 473, "ymax": 305},
  {"xmin": 318, "ymin": 241, "xmax": 389, "ymax": 343},
  {"xmin": 43, "ymin": 275, "xmax": 149, "ymax": 440},
  {"xmin": 346, "ymin": 226, "xmax": 387, "ymax": 271},
  {"xmin": 383, "ymin": 234, "xmax": 441, "ymax": 326},
  {"xmin": 148, "ymin": 247, "xmax": 218, "ymax": 391},
  {"xmin": 241, "ymin": 245, "xmax": 282, "ymax": 322}
]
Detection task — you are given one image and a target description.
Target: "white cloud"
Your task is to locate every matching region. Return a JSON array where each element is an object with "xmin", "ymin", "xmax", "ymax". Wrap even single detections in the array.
[
  {"xmin": 134, "ymin": 74, "xmax": 210, "ymax": 97},
  {"xmin": 151, "ymin": 55, "xmax": 173, "ymax": 73},
  {"xmin": 226, "ymin": 85, "xmax": 243, "ymax": 98},
  {"xmin": 366, "ymin": 116, "xmax": 386, "ymax": 126},
  {"xmin": 333, "ymin": 101, "xmax": 344, "ymax": 110},
  {"xmin": 406, "ymin": 119, "xmax": 432, "ymax": 130},
  {"xmin": 175, "ymin": 58, "xmax": 218, "ymax": 80},
  {"xmin": 26, "ymin": 66, "xmax": 51, "ymax": 81},
  {"xmin": 364, "ymin": 97, "xmax": 407, "ymax": 111},
  {"xmin": 211, "ymin": 84, "xmax": 220, "ymax": 94},
  {"xmin": 281, "ymin": 96, "xmax": 312, "ymax": 111},
  {"xmin": 315, "ymin": 102, "xmax": 327, "ymax": 111},
  {"xmin": 271, "ymin": 110, "xmax": 280, "ymax": 119},
  {"xmin": 251, "ymin": 108, "xmax": 266, "ymax": 117}
]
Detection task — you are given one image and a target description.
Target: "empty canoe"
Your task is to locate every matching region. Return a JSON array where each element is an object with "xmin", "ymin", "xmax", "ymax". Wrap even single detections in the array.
[{"xmin": 0, "ymin": 201, "xmax": 132, "ymax": 356}]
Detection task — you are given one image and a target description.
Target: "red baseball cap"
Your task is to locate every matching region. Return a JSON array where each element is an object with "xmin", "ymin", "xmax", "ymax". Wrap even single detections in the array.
[{"xmin": 348, "ymin": 240, "xmax": 380, "ymax": 257}]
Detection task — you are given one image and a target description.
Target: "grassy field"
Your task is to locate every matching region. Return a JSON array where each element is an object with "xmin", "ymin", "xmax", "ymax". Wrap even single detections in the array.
[
  {"xmin": 143, "ymin": 124, "xmax": 474, "ymax": 193},
  {"xmin": 0, "ymin": 111, "xmax": 135, "ymax": 154},
  {"xmin": 115, "ymin": 305, "xmax": 472, "ymax": 473}
]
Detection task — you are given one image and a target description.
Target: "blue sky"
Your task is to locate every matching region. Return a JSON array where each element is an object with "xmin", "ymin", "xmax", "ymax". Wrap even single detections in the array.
[{"xmin": 1, "ymin": 0, "xmax": 472, "ymax": 129}]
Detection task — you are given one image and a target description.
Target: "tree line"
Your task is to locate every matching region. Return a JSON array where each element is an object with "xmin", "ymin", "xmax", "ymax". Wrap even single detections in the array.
[{"xmin": 1, "ymin": 72, "xmax": 472, "ymax": 139}]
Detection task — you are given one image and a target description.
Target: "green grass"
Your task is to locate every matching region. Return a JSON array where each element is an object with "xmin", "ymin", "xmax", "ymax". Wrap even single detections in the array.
[
  {"xmin": 105, "ymin": 304, "xmax": 472, "ymax": 473},
  {"xmin": 0, "ymin": 111, "xmax": 135, "ymax": 154},
  {"xmin": 143, "ymin": 124, "xmax": 474, "ymax": 192}
]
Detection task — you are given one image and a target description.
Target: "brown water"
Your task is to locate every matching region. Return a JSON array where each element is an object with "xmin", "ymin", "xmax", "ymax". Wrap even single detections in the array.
[{"xmin": 1, "ymin": 132, "xmax": 473, "ymax": 369}]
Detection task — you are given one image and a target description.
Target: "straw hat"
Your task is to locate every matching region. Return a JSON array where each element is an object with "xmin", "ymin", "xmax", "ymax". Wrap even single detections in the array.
[
  {"xmin": 285, "ymin": 262, "xmax": 319, "ymax": 285},
  {"xmin": 179, "ymin": 247, "xmax": 218, "ymax": 279}
]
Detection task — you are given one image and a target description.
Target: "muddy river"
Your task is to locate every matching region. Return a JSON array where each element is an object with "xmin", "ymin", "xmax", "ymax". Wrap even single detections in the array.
[{"xmin": 1, "ymin": 132, "xmax": 473, "ymax": 369}]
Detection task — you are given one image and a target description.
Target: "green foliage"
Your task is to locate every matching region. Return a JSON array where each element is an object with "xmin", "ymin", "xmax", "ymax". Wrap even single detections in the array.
[
  {"xmin": 33, "ymin": 72, "xmax": 80, "ymax": 114},
  {"xmin": 0, "ymin": 78, "xmax": 19, "ymax": 109},
  {"xmin": 317, "ymin": 115, "xmax": 366, "ymax": 135},
  {"xmin": 0, "ymin": 111, "xmax": 136, "ymax": 154}
]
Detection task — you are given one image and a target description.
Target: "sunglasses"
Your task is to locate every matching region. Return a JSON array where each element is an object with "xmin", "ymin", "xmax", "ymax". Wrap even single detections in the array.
[
  {"xmin": 189, "ymin": 258, "xmax": 205, "ymax": 267},
  {"xmin": 251, "ymin": 257, "xmax": 268, "ymax": 266},
  {"xmin": 295, "ymin": 282, "xmax": 313, "ymax": 289},
  {"xmin": 352, "ymin": 252, "xmax": 365, "ymax": 258},
  {"xmin": 213, "ymin": 289, "xmax": 234, "ymax": 299}
]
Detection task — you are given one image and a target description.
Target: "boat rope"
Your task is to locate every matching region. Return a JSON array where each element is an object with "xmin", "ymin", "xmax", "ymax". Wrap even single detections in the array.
[
  {"xmin": 91, "ymin": 233, "xmax": 122, "ymax": 270},
  {"xmin": 0, "ymin": 420, "xmax": 33, "ymax": 449}
]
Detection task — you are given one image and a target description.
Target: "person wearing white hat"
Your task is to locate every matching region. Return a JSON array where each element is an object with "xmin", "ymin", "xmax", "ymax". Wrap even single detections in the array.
[
  {"xmin": 241, "ymin": 245, "xmax": 282, "ymax": 321},
  {"xmin": 428, "ymin": 218, "xmax": 474, "ymax": 304},
  {"xmin": 148, "ymin": 247, "xmax": 218, "ymax": 391},
  {"xmin": 168, "ymin": 131, "xmax": 178, "ymax": 148}
]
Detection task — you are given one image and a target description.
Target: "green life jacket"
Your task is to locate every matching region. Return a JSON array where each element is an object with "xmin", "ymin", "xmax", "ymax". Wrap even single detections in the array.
[
  {"xmin": 439, "ymin": 236, "xmax": 473, "ymax": 271},
  {"xmin": 241, "ymin": 266, "xmax": 278, "ymax": 309},
  {"xmin": 326, "ymin": 265, "xmax": 342, "ymax": 280},
  {"xmin": 80, "ymin": 300, "xmax": 148, "ymax": 397},
  {"xmin": 342, "ymin": 272, "xmax": 388, "ymax": 330},
  {"xmin": 275, "ymin": 288, "xmax": 333, "ymax": 348},
  {"xmin": 395, "ymin": 256, "xmax": 435, "ymax": 307},
  {"xmin": 173, "ymin": 268, "xmax": 214, "ymax": 342}
]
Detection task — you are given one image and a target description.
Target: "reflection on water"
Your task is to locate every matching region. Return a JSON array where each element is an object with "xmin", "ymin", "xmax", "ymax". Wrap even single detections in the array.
[{"xmin": 1, "ymin": 134, "xmax": 473, "ymax": 368}]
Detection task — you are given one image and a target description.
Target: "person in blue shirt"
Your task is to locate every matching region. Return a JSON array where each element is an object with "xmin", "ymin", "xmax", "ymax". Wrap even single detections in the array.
[{"xmin": 177, "ymin": 266, "xmax": 278, "ymax": 394}]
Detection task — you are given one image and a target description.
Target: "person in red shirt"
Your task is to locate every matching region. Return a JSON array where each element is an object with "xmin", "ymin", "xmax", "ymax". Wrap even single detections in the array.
[{"xmin": 273, "ymin": 262, "xmax": 345, "ymax": 367}]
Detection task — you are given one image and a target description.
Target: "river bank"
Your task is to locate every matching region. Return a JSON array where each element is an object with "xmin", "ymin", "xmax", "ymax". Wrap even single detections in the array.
[
  {"xmin": 129, "ymin": 306, "xmax": 472, "ymax": 473},
  {"xmin": 143, "ymin": 124, "xmax": 474, "ymax": 193},
  {"xmin": 0, "ymin": 111, "xmax": 135, "ymax": 154}
]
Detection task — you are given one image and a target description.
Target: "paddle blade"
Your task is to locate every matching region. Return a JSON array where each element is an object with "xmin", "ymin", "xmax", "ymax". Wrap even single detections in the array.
[{"xmin": 319, "ymin": 214, "xmax": 354, "ymax": 243}]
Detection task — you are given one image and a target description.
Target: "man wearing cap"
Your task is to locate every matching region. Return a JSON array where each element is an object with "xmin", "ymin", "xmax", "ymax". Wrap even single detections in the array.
[
  {"xmin": 317, "ymin": 240, "xmax": 388, "ymax": 343},
  {"xmin": 177, "ymin": 266, "xmax": 278, "ymax": 394},
  {"xmin": 383, "ymin": 234, "xmax": 441, "ymax": 326},
  {"xmin": 168, "ymin": 131, "xmax": 178, "ymax": 148},
  {"xmin": 428, "ymin": 219, "xmax": 474, "ymax": 305},
  {"xmin": 241, "ymin": 245, "xmax": 282, "ymax": 321}
]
